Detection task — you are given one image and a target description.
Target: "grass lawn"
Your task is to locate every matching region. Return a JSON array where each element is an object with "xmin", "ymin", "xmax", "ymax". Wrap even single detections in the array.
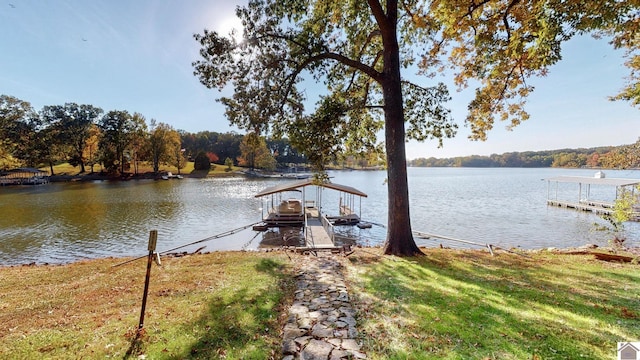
[
  {"xmin": 0, "ymin": 252, "xmax": 294, "ymax": 359},
  {"xmin": 346, "ymin": 248, "xmax": 640, "ymax": 359},
  {"xmin": 1, "ymin": 248, "xmax": 638, "ymax": 359}
]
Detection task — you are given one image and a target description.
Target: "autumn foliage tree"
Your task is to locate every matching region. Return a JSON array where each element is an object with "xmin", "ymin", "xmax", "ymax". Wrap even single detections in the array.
[
  {"xmin": 238, "ymin": 132, "xmax": 277, "ymax": 170},
  {"xmin": 148, "ymin": 121, "xmax": 180, "ymax": 174},
  {"xmin": 194, "ymin": 0, "xmax": 640, "ymax": 256},
  {"xmin": 206, "ymin": 152, "xmax": 219, "ymax": 163}
]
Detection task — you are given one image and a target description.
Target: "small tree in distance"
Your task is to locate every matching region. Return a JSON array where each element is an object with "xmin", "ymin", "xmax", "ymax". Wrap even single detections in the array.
[{"xmin": 225, "ymin": 157, "xmax": 234, "ymax": 172}]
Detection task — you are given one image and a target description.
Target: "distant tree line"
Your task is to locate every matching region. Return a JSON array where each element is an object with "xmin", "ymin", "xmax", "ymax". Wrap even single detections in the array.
[
  {"xmin": 0, "ymin": 94, "xmax": 311, "ymax": 174},
  {"xmin": 409, "ymin": 142, "xmax": 640, "ymax": 169}
]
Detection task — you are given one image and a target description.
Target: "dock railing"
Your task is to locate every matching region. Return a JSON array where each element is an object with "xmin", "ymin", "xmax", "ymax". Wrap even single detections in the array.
[{"xmin": 320, "ymin": 214, "xmax": 335, "ymax": 245}]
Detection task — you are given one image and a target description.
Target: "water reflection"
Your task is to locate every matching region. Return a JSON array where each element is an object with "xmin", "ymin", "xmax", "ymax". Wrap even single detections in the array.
[
  {"xmin": 0, "ymin": 168, "xmax": 639, "ymax": 265},
  {"xmin": 257, "ymin": 226, "xmax": 360, "ymax": 249}
]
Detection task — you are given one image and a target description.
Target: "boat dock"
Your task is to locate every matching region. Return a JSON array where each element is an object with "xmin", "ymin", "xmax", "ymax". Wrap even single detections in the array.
[
  {"xmin": 546, "ymin": 174, "xmax": 640, "ymax": 218},
  {"xmin": 254, "ymin": 179, "xmax": 367, "ymax": 250},
  {"xmin": 0, "ymin": 167, "xmax": 50, "ymax": 186},
  {"xmin": 546, "ymin": 199, "xmax": 613, "ymax": 215}
]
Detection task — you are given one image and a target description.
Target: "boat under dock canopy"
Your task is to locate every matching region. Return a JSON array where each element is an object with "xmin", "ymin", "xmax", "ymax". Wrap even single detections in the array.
[
  {"xmin": 254, "ymin": 179, "xmax": 368, "ymax": 250},
  {"xmin": 546, "ymin": 175, "xmax": 640, "ymax": 218}
]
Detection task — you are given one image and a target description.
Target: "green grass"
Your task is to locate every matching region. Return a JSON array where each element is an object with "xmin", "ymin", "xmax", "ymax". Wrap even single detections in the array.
[
  {"xmin": 3, "ymin": 248, "xmax": 638, "ymax": 359},
  {"xmin": 346, "ymin": 249, "xmax": 640, "ymax": 360},
  {"xmin": 0, "ymin": 252, "xmax": 294, "ymax": 359}
]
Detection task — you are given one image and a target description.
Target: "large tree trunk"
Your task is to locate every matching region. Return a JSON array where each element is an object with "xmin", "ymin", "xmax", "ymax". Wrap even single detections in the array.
[{"xmin": 380, "ymin": 0, "xmax": 423, "ymax": 256}]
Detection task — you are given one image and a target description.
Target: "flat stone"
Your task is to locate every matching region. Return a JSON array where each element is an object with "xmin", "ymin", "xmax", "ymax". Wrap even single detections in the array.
[
  {"xmin": 330, "ymin": 349, "xmax": 349, "ymax": 359},
  {"xmin": 291, "ymin": 304, "xmax": 309, "ymax": 315},
  {"xmin": 348, "ymin": 350, "xmax": 367, "ymax": 359},
  {"xmin": 339, "ymin": 316, "xmax": 357, "ymax": 327},
  {"xmin": 312, "ymin": 298, "xmax": 329, "ymax": 306},
  {"xmin": 334, "ymin": 321, "xmax": 347, "ymax": 328},
  {"xmin": 334, "ymin": 329, "xmax": 348, "ymax": 338},
  {"xmin": 341, "ymin": 339, "xmax": 361, "ymax": 351},
  {"xmin": 282, "ymin": 340, "xmax": 298, "ymax": 355},
  {"xmin": 284, "ymin": 326, "xmax": 307, "ymax": 340},
  {"xmin": 295, "ymin": 336, "xmax": 312, "ymax": 347},
  {"xmin": 298, "ymin": 317, "xmax": 313, "ymax": 330},
  {"xmin": 301, "ymin": 339, "xmax": 334, "ymax": 360},
  {"xmin": 311, "ymin": 323, "xmax": 334, "ymax": 338},
  {"xmin": 327, "ymin": 338, "xmax": 342, "ymax": 347},
  {"xmin": 339, "ymin": 307, "xmax": 356, "ymax": 317}
]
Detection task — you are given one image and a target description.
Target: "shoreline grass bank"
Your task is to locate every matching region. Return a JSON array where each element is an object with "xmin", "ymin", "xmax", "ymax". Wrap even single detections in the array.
[
  {"xmin": 0, "ymin": 251, "xmax": 295, "ymax": 359},
  {"xmin": 1, "ymin": 248, "xmax": 638, "ymax": 359},
  {"xmin": 346, "ymin": 248, "xmax": 639, "ymax": 359}
]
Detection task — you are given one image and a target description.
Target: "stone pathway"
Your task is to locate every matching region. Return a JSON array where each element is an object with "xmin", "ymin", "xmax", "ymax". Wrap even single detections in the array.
[{"xmin": 282, "ymin": 252, "xmax": 366, "ymax": 360}]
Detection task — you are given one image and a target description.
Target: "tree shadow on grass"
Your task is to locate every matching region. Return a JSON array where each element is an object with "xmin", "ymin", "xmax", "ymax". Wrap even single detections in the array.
[
  {"xmin": 254, "ymin": 258, "xmax": 285, "ymax": 273},
  {"xmin": 351, "ymin": 251, "xmax": 639, "ymax": 359},
  {"xmin": 168, "ymin": 258, "xmax": 293, "ymax": 359}
]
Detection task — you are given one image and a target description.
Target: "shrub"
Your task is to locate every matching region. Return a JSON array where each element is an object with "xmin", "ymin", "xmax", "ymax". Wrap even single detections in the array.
[
  {"xmin": 225, "ymin": 157, "xmax": 234, "ymax": 172},
  {"xmin": 193, "ymin": 151, "xmax": 211, "ymax": 171}
]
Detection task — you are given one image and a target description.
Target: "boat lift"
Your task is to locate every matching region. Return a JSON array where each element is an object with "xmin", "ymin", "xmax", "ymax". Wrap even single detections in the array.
[{"xmin": 254, "ymin": 179, "xmax": 368, "ymax": 249}]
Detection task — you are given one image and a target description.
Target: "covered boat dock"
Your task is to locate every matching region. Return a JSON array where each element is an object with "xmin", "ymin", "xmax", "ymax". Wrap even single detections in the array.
[
  {"xmin": 254, "ymin": 179, "xmax": 368, "ymax": 250},
  {"xmin": 0, "ymin": 168, "xmax": 49, "ymax": 186},
  {"xmin": 546, "ymin": 175, "xmax": 640, "ymax": 217}
]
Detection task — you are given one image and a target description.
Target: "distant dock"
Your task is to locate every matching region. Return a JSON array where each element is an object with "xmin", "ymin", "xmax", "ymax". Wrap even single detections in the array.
[
  {"xmin": 0, "ymin": 168, "xmax": 49, "ymax": 186},
  {"xmin": 546, "ymin": 174, "xmax": 640, "ymax": 219},
  {"xmin": 546, "ymin": 199, "xmax": 613, "ymax": 215}
]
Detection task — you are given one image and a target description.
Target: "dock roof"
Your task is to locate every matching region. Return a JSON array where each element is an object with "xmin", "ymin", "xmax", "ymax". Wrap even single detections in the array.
[
  {"xmin": 255, "ymin": 179, "xmax": 368, "ymax": 198},
  {"xmin": 8, "ymin": 167, "xmax": 48, "ymax": 174},
  {"xmin": 546, "ymin": 176, "xmax": 640, "ymax": 187}
]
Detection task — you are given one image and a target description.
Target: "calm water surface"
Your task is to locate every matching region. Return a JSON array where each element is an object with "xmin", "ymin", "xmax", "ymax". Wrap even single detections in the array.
[{"xmin": 0, "ymin": 168, "xmax": 638, "ymax": 265}]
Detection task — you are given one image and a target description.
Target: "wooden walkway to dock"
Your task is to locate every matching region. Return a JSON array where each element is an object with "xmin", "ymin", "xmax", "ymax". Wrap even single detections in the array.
[{"xmin": 304, "ymin": 218, "xmax": 335, "ymax": 249}]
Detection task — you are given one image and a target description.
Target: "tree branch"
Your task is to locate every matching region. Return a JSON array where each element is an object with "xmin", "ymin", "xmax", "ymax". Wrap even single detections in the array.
[
  {"xmin": 367, "ymin": 0, "xmax": 386, "ymax": 26},
  {"xmin": 503, "ymin": 0, "xmax": 521, "ymax": 40},
  {"xmin": 464, "ymin": 0, "xmax": 491, "ymax": 19}
]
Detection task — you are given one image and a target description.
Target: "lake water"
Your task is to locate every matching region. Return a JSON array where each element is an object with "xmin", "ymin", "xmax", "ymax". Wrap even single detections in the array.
[{"xmin": 0, "ymin": 167, "xmax": 638, "ymax": 265}]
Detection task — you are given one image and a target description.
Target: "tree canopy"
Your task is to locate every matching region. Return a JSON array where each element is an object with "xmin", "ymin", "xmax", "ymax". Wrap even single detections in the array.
[
  {"xmin": 193, "ymin": 0, "xmax": 640, "ymax": 256},
  {"xmin": 0, "ymin": 93, "xmax": 310, "ymax": 175},
  {"xmin": 41, "ymin": 103, "xmax": 103, "ymax": 173}
]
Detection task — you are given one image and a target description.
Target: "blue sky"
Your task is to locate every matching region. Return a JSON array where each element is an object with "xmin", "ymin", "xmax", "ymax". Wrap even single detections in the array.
[{"xmin": 1, "ymin": 1, "xmax": 638, "ymax": 160}]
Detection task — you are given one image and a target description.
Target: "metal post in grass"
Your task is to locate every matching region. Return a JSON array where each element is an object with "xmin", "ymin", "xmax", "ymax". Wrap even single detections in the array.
[{"xmin": 138, "ymin": 230, "xmax": 157, "ymax": 330}]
